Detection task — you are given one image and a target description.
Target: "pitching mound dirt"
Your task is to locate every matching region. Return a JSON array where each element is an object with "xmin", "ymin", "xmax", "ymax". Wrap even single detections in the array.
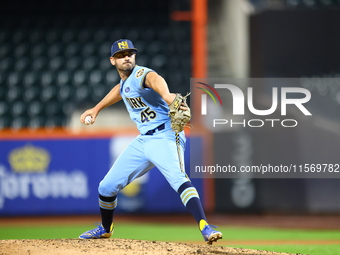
[{"xmin": 0, "ymin": 239, "xmax": 296, "ymax": 255}]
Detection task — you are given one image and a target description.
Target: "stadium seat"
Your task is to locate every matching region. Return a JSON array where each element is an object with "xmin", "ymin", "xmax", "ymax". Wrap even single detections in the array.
[
  {"xmin": 105, "ymin": 70, "xmax": 119, "ymax": 84},
  {"xmin": 65, "ymin": 42, "xmax": 80, "ymax": 57},
  {"xmin": 147, "ymin": 41, "xmax": 162, "ymax": 55},
  {"xmin": 83, "ymin": 56, "xmax": 99, "ymax": 70},
  {"xmin": 40, "ymin": 85, "xmax": 57, "ymax": 103},
  {"xmin": 94, "ymin": 29, "xmax": 108, "ymax": 43},
  {"xmin": 12, "ymin": 31, "xmax": 26, "ymax": 44},
  {"xmin": 57, "ymin": 86, "xmax": 73, "ymax": 102},
  {"xmin": 151, "ymin": 55, "xmax": 166, "ymax": 69},
  {"xmin": 126, "ymin": 29, "xmax": 140, "ymax": 42},
  {"xmin": 40, "ymin": 71, "xmax": 56, "ymax": 87},
  {"xmin": 7, "ymin": 86, "xmax": 23, "ymax": 103},
  {"xmin": 82, "ymin": 42, "xmax": 97, "ymax": 57},
  {"xmin": 32, "ymin": 56, "xmax": 48, "ymax": 71},
  {"xmin": 23, "ymin": 86, "xmax": 40, "ymax": 103},
  {"xmin": 89, "ymin": 69, "xmax": 104, "ymax": 84},
  {"xmin": 57, "ymin": 70, "xmax": 72, "ymax": 87},
  {"xmin": 100, "ymin": 58, "xmax": 112, "ymax": 70},
  {"xmin": 73, "ymin": 70, "xmax": 87, "ymax": 86},
  {"xmin": 28, "ymin": 116, "xmax": 46, "ymax": 129},
  {"xmin": 0, "ymin": 43, "xmax": 11, "ymax": 58},
  {"xmin": 45, "ymin": 116, "xmax": 67, "ymax": 129},
  {"xmin": 90, "ymin": 85, "xmax": 106, "ymax": 103},
  {"xmin": 141, "ymin": 28, "xmax": 157, "ymax": 42},
  {"xmin": 136, "ymin": 55, "xmax": 149, "ymax": 67},
  {"xmin": 0, "ymin": 8, "xmax": 192, "ymax": 129},
  {"xmin": 0, "ymin": 87, "xmax": 5, "ymax": 103},
  {"xmin": 47, "ymin": 43, "xmax": 63, "ymax": 58},
  {"xmin": 0, "ymin": 101, "xmax": 9, "ymax": 116},
  {"xmin": 49, "ymin": 56, "xmax": 65, "ymax": 71},
  {"xmin": 66, "ymin": 56, "xmax": 82, "ymax": 70},
  {"xmin": 62, "ymin": 101, "xmax": 75, "ymax": 116},
  {"xmin": 23, "ymin": 72, "xmax": 38, "ymax": 88},
  {"xmin": 0, "ymin": 56, "xmax": 13, "ymax": 73},
  {"xmin": 0, "ymin": 116, "xmax": 11, "ymax": 129},
  {"xmin": 14, "ymin": 57, "xmax": 30, "ymax": 72},
  {"xmin": 99, "ymin": 42, "xmax": 112, "ymax": 57},
  {"xmin": 45, "ymin": 100, "xmax": 63, "ymax": 117},
  {"xmin": 27, "ymin": 100, "xmax": 44, "ymax": 118},
  {"xmin": 75, "ymin": 86, "xmax": 91, "ymax": 105},
  {"xmin": 11, "ymin": 116, "xmax": 29, "ymax": 130},
  {"xmin": 14, "ymin": 43, "xmax": 30, "ymax": 58}
]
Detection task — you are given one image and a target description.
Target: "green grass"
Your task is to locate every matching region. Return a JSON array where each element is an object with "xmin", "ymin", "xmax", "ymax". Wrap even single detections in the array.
[
  {"xmin": 1, "ymin": 223, "xmax": 340, "ymax": 255},
  {"xmin": 0, "ymin": 225, "xmax": 86, "ymax": 239},
  {"xmin": 219, "ymin": 226, "xmax": 340, "ymax": 240}
]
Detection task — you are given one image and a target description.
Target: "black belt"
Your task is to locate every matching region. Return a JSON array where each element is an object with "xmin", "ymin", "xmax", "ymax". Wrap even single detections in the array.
[{"xmin": 145, "ymin": 123, "xmax": 165, "ymax": 135}]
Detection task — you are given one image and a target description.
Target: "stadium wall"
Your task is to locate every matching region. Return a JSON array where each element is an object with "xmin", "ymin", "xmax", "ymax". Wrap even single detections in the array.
[{"xmin": 0, "ymin": 130, "xmax": 204, "ymax": 216}]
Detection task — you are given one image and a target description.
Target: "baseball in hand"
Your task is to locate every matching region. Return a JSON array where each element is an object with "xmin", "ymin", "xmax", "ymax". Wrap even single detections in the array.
[{"xmin": 84, "ymin": 115, "xmax": 93, "ymax": 125}]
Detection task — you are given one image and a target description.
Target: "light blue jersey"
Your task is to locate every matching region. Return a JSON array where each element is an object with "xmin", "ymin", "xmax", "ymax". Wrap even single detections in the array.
[
  {"xmin": 98, "ymin": 65, "xmax": 190, "ymax": 196},
  {"xmin": 120, "ymin": 65, "xmax": 170, "ymax": 134}
]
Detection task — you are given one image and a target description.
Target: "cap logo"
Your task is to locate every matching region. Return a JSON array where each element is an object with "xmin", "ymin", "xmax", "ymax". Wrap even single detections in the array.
[{"xmin": 118, "ymin": 41, "xmax": 129, "ymax": 49}]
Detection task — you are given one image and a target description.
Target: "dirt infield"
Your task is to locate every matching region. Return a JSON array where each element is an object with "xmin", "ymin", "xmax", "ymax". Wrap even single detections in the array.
[
  {"xmin": 0, "ymin": 238, "xmax": 295, "ymax": 255},
  {"xmin": 1, "ymin": 214, "xmax": 339, "ymax": 255}
]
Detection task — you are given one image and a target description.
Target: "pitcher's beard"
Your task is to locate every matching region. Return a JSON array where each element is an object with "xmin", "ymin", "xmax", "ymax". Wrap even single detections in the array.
[{"xmin": 118, "ymin": 62, "xmax": 135, "ymax": 72}]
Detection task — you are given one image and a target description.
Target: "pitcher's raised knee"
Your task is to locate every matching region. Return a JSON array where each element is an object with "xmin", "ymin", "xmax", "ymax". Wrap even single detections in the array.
[{"xmin": 98, "ymin": 180, "xmax": 120, "ymax": 197}]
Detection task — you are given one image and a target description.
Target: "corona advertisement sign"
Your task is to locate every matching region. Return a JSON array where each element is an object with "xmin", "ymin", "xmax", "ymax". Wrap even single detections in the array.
[{"xmin": 0, "ymin": 135, "xmax": 203, "ymax": 216}]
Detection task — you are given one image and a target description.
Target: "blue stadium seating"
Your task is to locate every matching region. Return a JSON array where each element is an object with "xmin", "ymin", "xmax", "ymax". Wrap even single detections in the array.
[{"xmin": 0, "ymin": 1, "xmax": 191, "ymax": 129}]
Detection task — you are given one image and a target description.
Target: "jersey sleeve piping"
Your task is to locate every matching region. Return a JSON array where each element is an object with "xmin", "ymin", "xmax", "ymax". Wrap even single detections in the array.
[{"xmin": 140, "ymin": 70, "xmax": 155, "ymax": 89}]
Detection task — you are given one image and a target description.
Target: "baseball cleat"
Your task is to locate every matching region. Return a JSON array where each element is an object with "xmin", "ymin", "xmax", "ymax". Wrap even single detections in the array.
[
  {"xmin": 79, "ymin": 223, "xmax": 113, "ymax": 239},
  {"xmin": 201, "ymin": 225, "xmax": 222, "ymax": 245}
]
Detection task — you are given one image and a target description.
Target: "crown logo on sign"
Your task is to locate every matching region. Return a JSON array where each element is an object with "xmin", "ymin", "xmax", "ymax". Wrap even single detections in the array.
[{"xmin": 8, "ymin": 144, "xmax": 51, "ymax": 173}]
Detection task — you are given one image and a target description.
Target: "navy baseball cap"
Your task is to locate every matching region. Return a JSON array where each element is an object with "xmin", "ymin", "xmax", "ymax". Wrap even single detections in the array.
[{"xmin": 111, "ymin": 39, "xmax": 137, "ymax": 57}]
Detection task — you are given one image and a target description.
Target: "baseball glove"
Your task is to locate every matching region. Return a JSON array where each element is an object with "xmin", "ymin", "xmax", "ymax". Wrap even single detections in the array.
[{"xmin": 168, "ymin": 93, "xmax": 191, "ymax": 133}]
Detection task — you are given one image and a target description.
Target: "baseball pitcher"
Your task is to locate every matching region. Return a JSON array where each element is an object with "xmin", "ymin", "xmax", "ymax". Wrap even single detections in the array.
[{"xmin": 78, "ymin": 39, "xmax": 222, "ymax": 244}]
